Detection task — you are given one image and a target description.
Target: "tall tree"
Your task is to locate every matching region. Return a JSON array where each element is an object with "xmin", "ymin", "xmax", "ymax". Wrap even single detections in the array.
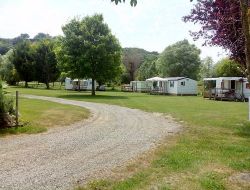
[
  {"xmin": 157, "ymin": 40, "xmax": 201, "ymax": 80},
  {"xmin": 33, "ymin": 33, "xmax": 52, "ymax": 41},
  {"xmin": 12, "ymin": 40, "xmax": 34, "ymax": 87},
  {"xmin": 34, "ymin": 40, "xmax": 60, "ymax": 89},
  {"xmin": 60, "ymin": 14, "xmax": 122, "ymax": 95}
]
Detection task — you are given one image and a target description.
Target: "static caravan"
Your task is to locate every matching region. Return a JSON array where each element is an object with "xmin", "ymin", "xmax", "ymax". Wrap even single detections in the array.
[
  {"xmin": 146, "ymin": 77, "xmax": 166, "ymax": 94},
  {"xmin": 65, "ymin": 78, "xmax": 96, "ymax": 91},
  {"xmin": 164, "ymin": 77, "xmax": 197, "ymax": 95},
  {"xmin": 130, "ymin": 81, "xmax": 153, "ymax": 92},
  {"xmin": 65, "ymin": 77, "xmax": 73, "ymax": 90},
  {"xmin": 146, "ymin": 77, "xmax": 197, "ymax": 95},
  {"xmin": 203, "ymin": 77, "xmax": 250, "ymax": 101}
]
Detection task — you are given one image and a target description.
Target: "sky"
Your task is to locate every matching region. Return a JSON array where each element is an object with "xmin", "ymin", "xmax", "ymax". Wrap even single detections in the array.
[{"xmin": 0, "ymin": 0, "xmax": 227, "ymax": 62}]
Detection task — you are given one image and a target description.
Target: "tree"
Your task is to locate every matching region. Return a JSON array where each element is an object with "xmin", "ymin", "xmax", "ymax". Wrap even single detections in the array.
[
  {"xmin": 137, "ymin": 54, "xmax": 159, "ymax": 80},
  {"xmin": 12, "ymin": 40, "xmax": 35, "ymax": 87},
  {"xmin": 60, "ymin": 14, "xmax": 122, "ymax": 95},
  {"xmin": 199, "ymin": 56, "xmax": 215, "ymax": 80},
  {"xmin": 33, "ymin": 40, "xmax": 60, "ymax": 89},
  {"xmin": 184, "ymin": 0, "xmax": 250, "ymax": 82},
  {"xmin": 214, "ymin": 58, "xmax": 243, "ymax": 77},
  {"xmin": 157, "ymin": 40, "xmax": 201, "ymax": 80},
  {"xmin": 33, "ymin": 33, "xmax": 51, "ymax": 41},
  {"xmin": 0, "ymin": 50, "xmax": 19, "ymax": 85}
]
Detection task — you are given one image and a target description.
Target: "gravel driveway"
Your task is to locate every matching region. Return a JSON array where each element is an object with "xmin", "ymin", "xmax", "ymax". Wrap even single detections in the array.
[{"xmin": 0, "ymin": 95, "xmax": 181, "ymax": 190}]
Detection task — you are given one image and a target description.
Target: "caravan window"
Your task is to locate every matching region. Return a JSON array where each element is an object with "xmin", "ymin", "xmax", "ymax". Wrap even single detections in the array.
[
  {"xmin": 170, "ymin": 81, "xmax": 174, "ymax": 88},
  {"xmin": 181, "ymin": 81, "xmax": 185, "ymax": 86},
  {"xmin": 246, "ymin": 83, "xmax": 250, "ymax": 89}
]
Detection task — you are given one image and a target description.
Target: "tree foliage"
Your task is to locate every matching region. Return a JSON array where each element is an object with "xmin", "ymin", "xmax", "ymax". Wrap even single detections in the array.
[
  {"xmin": 157, "ymin": 39, "xmax": 201, "ymax": 80},
  {"xmin": 122, "ymin": 48, "xmax": 158, "ymax": 82},
  {"xmin": 12, "ymin": 40, "xmax": 35, "ymax": 87},
  {"xmin": 183, "ymin": 0, "xmax": 245, "ymax": 69},
  {"xmin": 33, "ymin": 40, "xmax": 60, "ymax": 89},
  {"xmin": 199, "ymin": 56, "xmax": 215, "ymax": 80},
  {"xmin": 214, "ymin": 58, "xmax": 243, "ymax": 77},
  {"xmin": 137, "ymin": 54, "xmax": 158, "ymax": 80},
  {"xmin": 0, "ymin": 81, "xmax": 15, "ymax": 128},
  {"xmin": 0, "ymin": 50, "xmax": 19, "ymax": 85},
  {"xmin": 60, "ymin": 14, "xmax": 122, "ymax": 95},
  {"xmin": 111, "ymin": 0, "xmax": 137, "ymax": 6}
]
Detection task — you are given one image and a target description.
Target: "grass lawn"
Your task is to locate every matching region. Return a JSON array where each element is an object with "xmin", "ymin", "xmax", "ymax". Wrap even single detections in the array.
[
  {"xmin": 0, "ymin": 97, "xmax": 90, "ymax": 137},
  {"xmin": 8, "ymin": 86, "xmax": 250, "ymax": 190}
]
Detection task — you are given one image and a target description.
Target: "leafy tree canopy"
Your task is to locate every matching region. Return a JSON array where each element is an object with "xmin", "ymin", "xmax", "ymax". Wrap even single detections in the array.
[
  {"xmin": 214, "ymin": 58, "xmax": 243, "ymax": 77},
  {"xmin": 60, "ymin": 14, "xmax": 122, "ymax": 95},
  {"xmin": 33, "ymin": 40, "xmax": 60, "ymax": 89},
  {"xmin": 157, "ymin": 39, "xmax": 201, "ymax": 80}
]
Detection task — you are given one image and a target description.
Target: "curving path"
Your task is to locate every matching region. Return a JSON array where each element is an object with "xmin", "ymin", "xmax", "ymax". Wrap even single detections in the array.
[{"xmin": 0, "ymin": 95, "xmax": 181, "ymax": 190}]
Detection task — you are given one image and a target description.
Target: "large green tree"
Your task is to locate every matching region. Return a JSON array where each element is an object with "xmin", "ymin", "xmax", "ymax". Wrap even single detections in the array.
[
  {"xmin": 157, "ymin": 40, "xmax": 201, "ymax": 80},
  {"xmin": 34, "ymin": 40, "xmax": 60, "ymax": 89},
  {"xmin": 214, "ymin": 58, "xmax": 243, "ymax": 77},
  {"xmin": 12, "ymin": 40, "xmax": 35, "ymax": 87},
  {"xmin": 60, "ymin": 14, "xmax": 122, "ymax": 95}
]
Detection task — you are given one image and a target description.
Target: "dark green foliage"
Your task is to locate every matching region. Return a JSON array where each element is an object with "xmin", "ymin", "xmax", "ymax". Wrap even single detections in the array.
[
  {"xmin": 33, "ymin": 40, "xmax": 60, "ymax": 89},
  {"xmin": 157, "ymin": 39, "xmax": 201, "ymax": 80},
  {"xmin": 12, "ymin": 40, "xmax": 35, "ymax": 87},
  {"xmin": 60, "ymin": 14, "xmax": 122, "ymax": 95}
]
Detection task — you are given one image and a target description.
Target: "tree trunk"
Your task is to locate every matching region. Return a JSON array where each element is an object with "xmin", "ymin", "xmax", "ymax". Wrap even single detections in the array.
[
  {"xmin": 25, "ymin": 81, "xmax": 28, "ymax": 88},
  {"xmin": 46, "ymin": 82, "xmax": 50, "ymax": 89},
  {"xmin": 240, "ymin": 0, "xmax": 250, "ymax": 82},
  {"xmin": 91, "ymin": 78, "xmax": 95, "ymax": 96}
]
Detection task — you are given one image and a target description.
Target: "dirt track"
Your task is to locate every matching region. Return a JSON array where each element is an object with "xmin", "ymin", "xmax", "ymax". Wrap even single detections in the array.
[{"xmin": 0, "ymin": 95, "xmax": 181, "ymax": 190}]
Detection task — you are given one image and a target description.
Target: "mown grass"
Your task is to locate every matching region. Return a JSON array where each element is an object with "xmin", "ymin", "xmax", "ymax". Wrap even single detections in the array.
[
  {"xmin": 8, "ymin": 86, "xmax": 250, "ymax": 189},
  {"xmin": 0, "ymin": 97, "xmax": 90, "ymax": 136}
]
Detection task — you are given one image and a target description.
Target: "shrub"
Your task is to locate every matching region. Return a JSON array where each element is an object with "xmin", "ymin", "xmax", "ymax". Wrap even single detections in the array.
[{"xmin": 0, "ymin": 81, "xmax": 15, "ymax": 128}]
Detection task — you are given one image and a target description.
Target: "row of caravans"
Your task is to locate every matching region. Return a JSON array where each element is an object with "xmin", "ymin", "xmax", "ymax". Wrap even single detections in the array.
[
  {"xmin": 203, "ymin": 77, "xmax": 250, "ymax": 101},
  {"xmin": 125, "ymin": 77, "xmax": 198, "ymax": 96}
]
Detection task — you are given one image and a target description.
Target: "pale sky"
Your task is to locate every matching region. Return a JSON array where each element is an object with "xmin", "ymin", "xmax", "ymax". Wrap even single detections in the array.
[{"xmin": 0, "ymin": 0, "xmax": 227, "ymax": 62}]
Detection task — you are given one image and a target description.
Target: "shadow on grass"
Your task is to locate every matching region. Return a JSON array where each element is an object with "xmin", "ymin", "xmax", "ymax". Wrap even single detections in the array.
[
  {"xmin": 57, "ymin": 94, "xmax": 129, "ymax": 100},
  {"xmin": 235, "ymin": 122, "xmax": 250, "ymax": 138}
]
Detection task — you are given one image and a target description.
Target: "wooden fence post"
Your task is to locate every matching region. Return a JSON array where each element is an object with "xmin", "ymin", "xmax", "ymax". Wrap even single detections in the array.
[{"xmin": 16, "ymin": 91, "xmax": 19, "ymax": 126}]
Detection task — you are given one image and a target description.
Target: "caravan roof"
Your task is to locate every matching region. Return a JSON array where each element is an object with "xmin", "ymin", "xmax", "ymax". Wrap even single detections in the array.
[
  {"xmin": 204, "ymin": 77, "xmax": 246, "ymax": 81},
  {"xmin": 146, "ymin": 77, "xmax": 164, "ymax": 81}
]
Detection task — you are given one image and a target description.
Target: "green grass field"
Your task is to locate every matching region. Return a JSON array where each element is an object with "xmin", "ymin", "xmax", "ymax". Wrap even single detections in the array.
[
  {"xmin": 0, "ymin": 97, "xmax": 90, "ymax": 136},
  {"xmin": 8, "ymin": 86, "xmax": 250, "ymax": 190}
]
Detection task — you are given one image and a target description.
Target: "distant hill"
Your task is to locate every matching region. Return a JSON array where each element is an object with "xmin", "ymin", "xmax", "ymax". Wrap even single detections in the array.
[
  {"xmin": 0, "ymin": 38, "xmax": 13, "ymax": 55},
  {"xmin": 122, "ymin": 48, "xmax": 159, "ymax": 81}
]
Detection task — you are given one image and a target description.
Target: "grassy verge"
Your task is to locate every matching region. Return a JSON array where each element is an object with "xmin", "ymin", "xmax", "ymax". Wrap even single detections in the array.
[
  {"xmin": 0, "ymin": 97, "xmax": 90, "ymax": 136},
  {"xmin": 8, "ymin": 87, "xmax": 250, "ymax": 189}
]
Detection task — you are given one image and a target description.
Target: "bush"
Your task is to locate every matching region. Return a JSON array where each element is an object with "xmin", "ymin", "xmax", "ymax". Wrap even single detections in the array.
[{"xmin": 0, "ymin": 81, "xmax": 15, "ymax": 128}]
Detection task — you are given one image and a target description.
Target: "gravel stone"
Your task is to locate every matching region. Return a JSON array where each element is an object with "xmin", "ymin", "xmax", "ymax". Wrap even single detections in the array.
[{"xmin": 0, "ymin": 95, "xmax": 181, "ymax": 190}]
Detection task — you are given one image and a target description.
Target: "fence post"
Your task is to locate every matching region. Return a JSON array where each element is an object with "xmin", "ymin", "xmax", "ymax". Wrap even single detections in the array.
[
  {"xmin": 16, "ymin": 91, "xmax": 19, "ymax": 126},
  {"xmin": 249, "ymin": 96, "xmax": 250, "ymax": 121}
]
